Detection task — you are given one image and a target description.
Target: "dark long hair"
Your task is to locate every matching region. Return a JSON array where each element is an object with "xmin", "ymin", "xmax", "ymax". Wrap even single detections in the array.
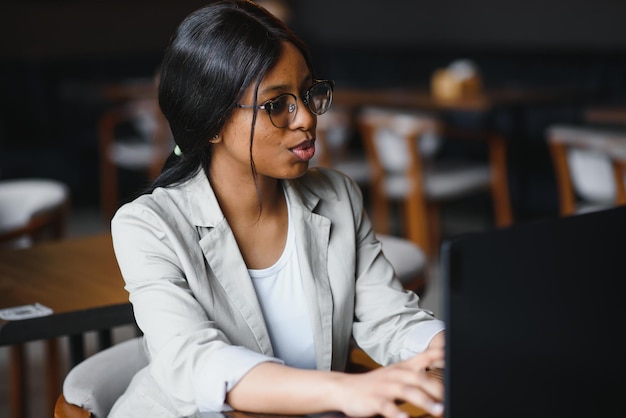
[{"xmin": 151, "ymin": 0, "xmax": 314, "ymax": 191}]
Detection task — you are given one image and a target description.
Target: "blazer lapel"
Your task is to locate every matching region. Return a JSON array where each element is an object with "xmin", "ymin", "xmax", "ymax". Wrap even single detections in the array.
[
  {"xmin": 183, "ymin": 169, "xmax": 273, "ymax": 356},
  {"xmin": 284, "ymin": 181, "xmax": 334, "ymax": 370},
  {"xmin": 199, "ymin": 224, "xmax": 274, "ymax": 356}
]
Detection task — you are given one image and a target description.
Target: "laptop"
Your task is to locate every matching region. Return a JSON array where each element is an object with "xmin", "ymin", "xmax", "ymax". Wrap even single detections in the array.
[{"xmin": 440, "ymin": 206, "xmax": 626, "ymax": 418}]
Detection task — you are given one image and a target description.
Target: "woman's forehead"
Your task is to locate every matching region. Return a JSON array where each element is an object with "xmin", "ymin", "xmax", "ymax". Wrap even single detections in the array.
[{"xmin": 257, "ymin": 43, "xmax": 311, "ymax": 92}]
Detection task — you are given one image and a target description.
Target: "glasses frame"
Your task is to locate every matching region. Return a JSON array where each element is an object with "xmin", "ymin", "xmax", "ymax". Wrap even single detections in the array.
[{"xmin": 237, "ymin": 79, "xmax": 334, "ymax": 128}]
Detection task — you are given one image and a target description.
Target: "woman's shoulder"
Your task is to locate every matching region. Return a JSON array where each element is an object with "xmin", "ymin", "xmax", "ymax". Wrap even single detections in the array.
[
  {"xmin": 111, "ymin": 178, "xmax": 201, "ymax": 230},
  {"xmin": 113, "ymin": 186, "xmax": 180, "ymax": 217}
]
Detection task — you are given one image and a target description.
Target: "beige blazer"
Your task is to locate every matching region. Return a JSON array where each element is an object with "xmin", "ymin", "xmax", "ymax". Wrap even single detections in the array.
[{"xmin": 109, "ymin": 167, "xmax": 443, "ymax": 417}]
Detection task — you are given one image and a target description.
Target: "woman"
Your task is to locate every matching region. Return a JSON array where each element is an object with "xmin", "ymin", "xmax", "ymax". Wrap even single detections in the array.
[{"xmin": 110, "ymin": 1, "xmax": 445, "ymax": 417}]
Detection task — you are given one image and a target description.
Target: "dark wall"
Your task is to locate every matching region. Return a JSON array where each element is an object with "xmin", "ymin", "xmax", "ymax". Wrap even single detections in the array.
[
  {"xmin": 291, "ymin": 0, "xmax": 626, "ymax": 50},
  {"xmin": 1, "ymin": 0, "xmax": 625, "ymax": 214}
]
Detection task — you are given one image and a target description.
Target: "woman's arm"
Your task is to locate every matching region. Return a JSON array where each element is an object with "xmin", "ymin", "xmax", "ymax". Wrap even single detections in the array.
[{"xmin": 227, "ymin": 347, "xmax": 445, "ymax": 418}]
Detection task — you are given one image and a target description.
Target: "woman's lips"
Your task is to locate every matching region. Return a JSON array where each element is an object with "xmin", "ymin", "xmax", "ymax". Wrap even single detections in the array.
[{"xmin": 290, "ymin": 139, "xmax": 316, "ymax": 162}]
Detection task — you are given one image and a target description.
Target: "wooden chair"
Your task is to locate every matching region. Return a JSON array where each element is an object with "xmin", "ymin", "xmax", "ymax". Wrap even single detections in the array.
[
  {"xmin": 314, "ymin": 105, "xmax": 371, "ymax": 187},
  {"xmin": 315, "ymin": 107, "xmax": 429, "ymax": 292},
  {"xmin": 377, "ymin": 233, "xmax": 427, "ymax": 294},
  {"xmin": 98, "ymin": 94, "xmax": 173, "ymax": 223},
  {"xmin": 547, "ymin": 124, "xmax": 626, "ymax": 216},
  {"xmin": 55, "ymin": 335, "xmax": 442, "ymax": 418},
  {"xmin": 54, "ymin": 336, "xmax": 146, "ymax": 418},
  {"xmin": 0, "ymin": 178, "xmax": 71, "ymax": 418},
  {"xmin": 357, "ymin": 107, "xmax": 512, "ymax": 259}
]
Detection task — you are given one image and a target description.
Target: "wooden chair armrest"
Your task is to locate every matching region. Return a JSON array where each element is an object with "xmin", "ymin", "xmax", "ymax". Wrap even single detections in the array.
[{"xmin": 54, "ymin": 394, "xmax": 91, "ymax": 418}]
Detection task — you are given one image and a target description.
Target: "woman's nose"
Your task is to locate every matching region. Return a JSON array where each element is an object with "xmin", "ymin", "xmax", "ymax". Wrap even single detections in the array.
[{"xmin": 290, "ymin": 99, "xmax": 316, "ymax": 131}]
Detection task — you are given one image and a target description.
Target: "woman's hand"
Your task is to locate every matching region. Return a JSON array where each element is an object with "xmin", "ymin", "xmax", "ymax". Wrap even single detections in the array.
[
  {"xmin": 334, "ymin": 347, "xmax": 445, "ymax": 418},
  {"xmin": 426, "ymin": 330, "xmax": 445, "ymax": 369}
]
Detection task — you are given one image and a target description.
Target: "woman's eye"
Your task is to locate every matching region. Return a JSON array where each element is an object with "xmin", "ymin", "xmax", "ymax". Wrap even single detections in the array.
[{"xmin": 269, "ymin": 96, "xmax": 288, "ymax": 113}]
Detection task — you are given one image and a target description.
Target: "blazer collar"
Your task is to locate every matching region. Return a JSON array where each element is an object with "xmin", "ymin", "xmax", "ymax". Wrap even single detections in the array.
[
  {"xmin": 180, "ymin": 168, "xmax": 323, "ymax": 228},
  {"xmin": 182, "ymin": 168, "xmax": 225, "ymax": 228}
]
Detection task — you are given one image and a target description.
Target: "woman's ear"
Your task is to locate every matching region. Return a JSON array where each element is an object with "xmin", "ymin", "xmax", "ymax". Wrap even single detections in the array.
[{"xmin": 209, "ymin": 134, "xmax": 221, "ymax": 144}]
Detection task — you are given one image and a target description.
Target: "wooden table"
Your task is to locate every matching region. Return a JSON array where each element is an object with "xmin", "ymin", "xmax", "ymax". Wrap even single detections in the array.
[
  {"xmin": 333, "ymin": 85, "xmax": 592, "ymax": 113},
  {"xmin": 585, "ymin": 105, "xmax": 626, "ymax": 125},
  {"xmin": 0, "ymin": 233, "xmax": 133, "ymax": 418},
  {"xmin": 0, "ymin": 233, "xmax": 133, "ymax": 351}
]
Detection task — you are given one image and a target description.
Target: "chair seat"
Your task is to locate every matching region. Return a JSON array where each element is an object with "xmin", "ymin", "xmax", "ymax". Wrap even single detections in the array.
[
  {"xmin": 0, "ymin": 179, "xmax": 69, "ymax": 232},
  {"xmin": 334, "ymin": 158, "xmax": 371, "ymax": 186},
  {"xmin": 383, "ymin": 160, "xmax": 491, "ymax": 201},
  {"xmin": 574, "ymin": 202, "xmax": 614, "ymax": 214},
  {"xmin": 63, "ymin": 336, "xmax": 148, "ymax": 418},
  {"xmin": 568, "ymin": 148, "xmax": 617, "ymax": 204},
  {"xmin": 377, "ymin": 233, "xmax": 426, "ymax": 292},
  {"xmin": 547, "ymin": 124, "xmax": 626, "ymax": 215},
  {"xmin": 108, "ymin": 139, "xmax": 163, "ymax": 170},
  {"xmin": 0, "ymin": 178, "xmax": 69, "ymax": 248},
  {"xmin": 358, "ymin": 106, "xmax": 512, "ymax": 258}
]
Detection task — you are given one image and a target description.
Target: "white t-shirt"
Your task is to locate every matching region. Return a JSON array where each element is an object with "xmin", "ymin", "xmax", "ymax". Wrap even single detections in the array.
[{"xmin": 248, "ymin": 195, "xmax": 316, "ymax": 369}]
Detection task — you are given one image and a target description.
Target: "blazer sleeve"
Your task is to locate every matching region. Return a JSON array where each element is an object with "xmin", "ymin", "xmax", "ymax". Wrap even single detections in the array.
[
  {"xmin": 336, "ymin": 173, "xmax": 445, "ymax": 365},
  {"xmin": 111, "ymin": 201, "xmax": 281, "ymax": 414}
]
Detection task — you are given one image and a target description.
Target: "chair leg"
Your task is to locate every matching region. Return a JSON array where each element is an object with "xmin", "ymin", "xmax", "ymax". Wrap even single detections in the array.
[
  {"xmin": 100, "ymin": 156, "xmax": 118, "ymax": 224},
  {"xmin": 488, "ymin": 133, "xmax": 513, "ymax": 226},
  {"xmin": 9, "ymin": 344, "xmax": 26, "ymax": 418},
  {"xmin": 548, "ymin": 140, "xmax": 577, "ymax": 216},
  {"xmin": 403, "ymin": 191, "xmax": 432, "ymax": 258},
  {"xmin": 426, "ymin": 202, "xmax": 441, "ymax": 260},
  {"xmin": 371, "ymin": 189, "xmax": 391, "ymax": 235},
  {"xmin": 45, "ymin": 339, "xmax": 62, "ymax": 416},
  {"xmin": 612, "ymin": 160, "xmax": 626, "ymax": 205}
]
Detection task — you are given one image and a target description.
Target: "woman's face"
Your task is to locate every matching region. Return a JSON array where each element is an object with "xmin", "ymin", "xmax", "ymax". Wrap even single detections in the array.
[{"xmin": 212, "ymin": 41, "xmax": 317, "ymax": 182}]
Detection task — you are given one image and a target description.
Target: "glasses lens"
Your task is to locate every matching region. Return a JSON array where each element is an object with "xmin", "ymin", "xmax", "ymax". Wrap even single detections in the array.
[
  {"xmin": 307, "ymin": 82, "xmax": 333, "ymax": 115},
  {"xmin": 268, "ymin": 94, "xmax": 297, "ymax": 128}
]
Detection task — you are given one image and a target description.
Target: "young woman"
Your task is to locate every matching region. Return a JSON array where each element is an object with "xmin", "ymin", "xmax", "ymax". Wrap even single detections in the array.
[{"xmin": 109, "ymin": 1, "xmax": 445, "ymax": 417}]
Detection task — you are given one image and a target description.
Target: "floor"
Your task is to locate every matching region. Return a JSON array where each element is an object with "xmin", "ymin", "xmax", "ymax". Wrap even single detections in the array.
[{"xmin": 0, "ymin": 200, "xmax": 489, "ymax": 418}]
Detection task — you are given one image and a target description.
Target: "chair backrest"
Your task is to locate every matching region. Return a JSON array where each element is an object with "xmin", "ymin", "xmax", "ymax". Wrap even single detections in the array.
[
  {"xmin": 355, "ymin": 108, "xmax": 445, "ymax": 255},
  {"xmin": 98, "ymin": 96, "xmax": 173, "ymax": 222},
  {"xmin": 357, "ymin": 107, "xmax": 442, "ymax": 177},
  {"xmin": 547, "ymin": 124, "xmax": 626, "ymax": 216},
  {"xmin": 314, "ymin": 105, "xmax": 353, "ymax": 168},
  {"xmin": 58, "ymin": 336, "xmax": 148, "ymax": 418},
  {"xmin": 0, "ymin": 178, "xmax": 70, "ymax": 248}
]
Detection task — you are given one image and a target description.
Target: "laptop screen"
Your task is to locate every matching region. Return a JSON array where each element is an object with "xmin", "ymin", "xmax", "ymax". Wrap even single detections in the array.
[{"xmin": 440, "ymin": 206, "xmax": 626, "ymax": 418}]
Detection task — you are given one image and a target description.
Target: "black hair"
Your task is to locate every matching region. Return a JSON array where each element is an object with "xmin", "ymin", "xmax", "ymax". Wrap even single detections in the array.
[{"xmin": 150, "ymin": 0, "xmax": 314, "ymax": 191}]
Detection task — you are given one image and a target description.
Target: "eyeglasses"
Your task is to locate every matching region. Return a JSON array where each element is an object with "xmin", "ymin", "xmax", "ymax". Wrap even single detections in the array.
[{"xmin": 237, "ymin": 80, "xmax": 334, "ymax": 128}]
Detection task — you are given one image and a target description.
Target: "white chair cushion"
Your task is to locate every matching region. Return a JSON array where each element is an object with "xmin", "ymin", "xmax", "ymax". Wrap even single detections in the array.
[
  {"xmin": 108, "ymin": 140, "xmax": 159, "ymax": 170},
  {"xmin": 63, "ymin": 336, "xmax": 149, "ymax": 418},
  {"xmin": 548, "ymin": 124, "xmax": 626, "ymax": 207},
  {"xmin": 424, "ymin": 160, "xmax": 491, "ymax": 200},
  {"xmin": 0, "ymin": 178, "xmax": 68, "ymax": 231},
  {"xmin": 334, "ymin": 159, "xmax": 371, "ymax": 185},
  {"xmin": 383, "ymin": 160, "xmax": 491, "ymax": 201},
  {"xmin": 568, "ymin": 148, "xmax": 616, "ymax": 204},
  {"xmin": 377, "ymin": 234, "xmax": 426, "ymax": 286},
  {"xmin": 0, "ymin": 178, "xmax": 69, "ymax": 247}
]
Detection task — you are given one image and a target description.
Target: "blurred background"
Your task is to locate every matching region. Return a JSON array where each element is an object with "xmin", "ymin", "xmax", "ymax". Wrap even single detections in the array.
[
  {"xmin": 2, "ymin": 1, "xmax": 626, "ymax": 416},
  {"xmin": 1, "ymin": 0, "xmax": 626, "ymax": 220}
]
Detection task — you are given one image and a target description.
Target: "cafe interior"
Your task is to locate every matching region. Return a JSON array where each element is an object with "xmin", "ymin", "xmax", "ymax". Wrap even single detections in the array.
[{"xmin": 1, "ymin": 0, "xmax": 626, "ymax": 417}]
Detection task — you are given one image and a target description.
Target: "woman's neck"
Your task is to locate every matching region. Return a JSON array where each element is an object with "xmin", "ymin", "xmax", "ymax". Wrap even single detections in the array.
[
  {"xmin": 208, "ymin": 167, "xmax": 289, "ymax": 269},
  {"xmin": 208, "ymin": 167, "xmax": 284, "ymax": 227}
]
